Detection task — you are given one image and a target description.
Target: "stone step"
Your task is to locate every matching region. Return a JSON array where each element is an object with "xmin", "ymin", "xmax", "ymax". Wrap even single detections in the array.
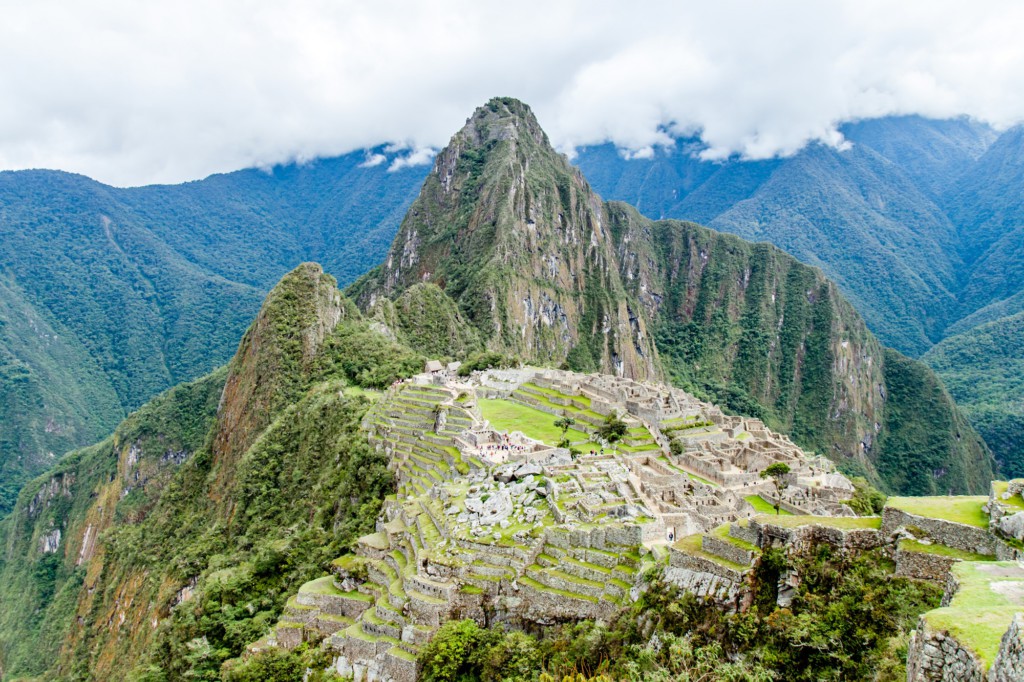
[
  {"xmin": 465, "ymin": 559, "xmax": 515, "ymax": 579},
  {"xmin": 375, "ymin": 600, "xmax": 406, "ymax": 627},
  {"xmin": 517, "ymin": 575, "xmax": 599, "ymax": 604},
  {"xmin": 524, "ymin": 566, "xmax": 605, "ymax": 600},
  {"xmin": 362, "ymin": 609, "xmax": 403, "ymax": 640},
  {"xmin": 557, "ymin": 555, "xmax": 615, "ymax": 583},
  {"xmin": 406, "ymin": 573, "xmax": 454, "ymax": 602},
  {"xmin": 310, "ymin": 612, "xmax": 353, "ymax": 636},
  {"xmin": 274, "ymin": 621, "xmax": 306, "ymax": 649},
  {"xmin": 282, "ymin": 596, "xmax": 317, "ymax": 622}
]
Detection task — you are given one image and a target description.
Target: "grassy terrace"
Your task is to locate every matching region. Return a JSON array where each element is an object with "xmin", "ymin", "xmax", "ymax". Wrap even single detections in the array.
[
  {"xmin": 886, "ymin": 496, "xmax": 990, "ymax": 528},
  {"xmin": 709, "ymin": 523, "xmax": 759, "ymax": 553},
  {"xmin": 991, "ymin": 481, "xmax": 1024, "ymax": 511},
  {"xmin": 654, "ymin": 455, "xmax": 718, "ymax": 487},
  {"xmin": 299, "ymin": 576, "xmax": 344, "ymax": 596},
  {"xmin": 522, "ymin": 382, "xmax": 591, "ymax": 406},
  {"xmin": 519, "ymin": 576, "xmax": 599, "ymax": 603},
  {"xmin": 744, "ymin": 495, "xmax": 792, "ymax": 515},
  {"xmin": 673, "ymin": 534, "xmax": 747, "ymax": 571},
  {"xmin": 754, "ymin": 514, "xmax": 882, "ymax": 529},
  {"xmin": 924, "ymin": 562, "xmax": 1024, "ymax": 668},
  {"xmin": 478, "ymin": 398, "xmax": 600, "ymax": 448},
  {"xmin": 898, "ymin": 539, "xmax": 994, "ymax": 562}
]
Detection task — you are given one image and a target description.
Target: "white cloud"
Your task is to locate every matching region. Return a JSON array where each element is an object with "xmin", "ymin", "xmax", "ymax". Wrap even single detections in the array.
[
  {"xmin": 0, "ymin": 0, "xmax": 1021, "ymax": 185},
  {"xmin": 359, "ymin": 152, "xmax": 387, "ymax": 168},
  {"xmin": 388, "ymin": 147, "xmax": 436, "ymax": 172}
]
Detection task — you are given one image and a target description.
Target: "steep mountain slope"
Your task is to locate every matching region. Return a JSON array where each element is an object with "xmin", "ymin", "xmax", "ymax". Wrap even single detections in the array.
[
  {"xmin": 0, "ymin": 276, "xmax": 122, "ymax": 508},
  {"xmin": 839, "ymin": 115, "xmax": 996, "ymax": 200},
  {"xmin": 350, "ymin": 98, "xmax": 660, "ymax": 380},
  {"xmin": 945, "ymin": 125, "xmax": 1024, "ymax": 318},
  {"xmin": 700, "ymin": 143, "xmax": 962, "ymax": 355},
  {"xmin": 574, "ymin": 116, "xmax": 999, "ymax": 355},
  {"xmin": 0, "ymin": 101, "xmax": 1001, "ymax": 681},
  {"xmin": 0, "ymin": 152, "xmax": 425, "ymax": 514},
  {"xmin": 355, "ymin": 98, "xmax": 993, "ymax": 494},
  {"xmin": 0, "ymin": 263, "xmax": 421, "ymax": 681},
  {"xmin": 924, "ymin": 311, "xmax": 1024, "ymax": 478}
]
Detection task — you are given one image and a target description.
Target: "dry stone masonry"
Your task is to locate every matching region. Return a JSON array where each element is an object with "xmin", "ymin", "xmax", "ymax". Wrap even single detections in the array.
[
  {"xmin": 250, "ymin": 367, "xmax": 858, "ymax": 680},
  {"xmin": 254, "ymin": 367, "xmax": 1024, "ymax": 682}
]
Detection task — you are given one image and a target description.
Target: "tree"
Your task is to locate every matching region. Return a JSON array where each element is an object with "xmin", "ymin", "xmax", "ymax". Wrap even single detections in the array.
[
  {"xmin": 597, "ymin": 413, "xmax": 628, "ymax": 453},
  {"xmin": 554, "ymin": 415, "xmax": 576, "ymax": 448},
  {"xmin": 760, "ymin": 462, "xmax": 791, "ymax": 514}
]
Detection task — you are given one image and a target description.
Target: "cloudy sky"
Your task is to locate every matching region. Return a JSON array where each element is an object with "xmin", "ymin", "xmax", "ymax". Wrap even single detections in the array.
[{"xmin": 2, "ymin": 0, "xmax": 1023, "ymax": 186}]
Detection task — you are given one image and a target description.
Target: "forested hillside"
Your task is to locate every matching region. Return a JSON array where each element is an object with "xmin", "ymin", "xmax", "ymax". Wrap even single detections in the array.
[
  {"xmin": 0, "ymin": 99, "xmax": 1008, "ymax": 681},
  {"xmin": 0, "ymin": 153, "xmax": 425, "ymax": 513},
  {"xmin": 4, "ymin": 108, "xmax": 1020, "ymax": 513},
  {"xmin": 575, "ymin": 118, "xmax": 1024, "ymax": 475},
  {"xmin": 924, "ymin": 311, "xmax": 1024, "ymax": 478}
]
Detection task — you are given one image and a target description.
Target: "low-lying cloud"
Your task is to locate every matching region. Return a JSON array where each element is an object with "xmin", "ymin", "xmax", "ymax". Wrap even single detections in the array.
[{"xmin": 1, "ymin": 0, "xmax": 1022, "ymax": 186}]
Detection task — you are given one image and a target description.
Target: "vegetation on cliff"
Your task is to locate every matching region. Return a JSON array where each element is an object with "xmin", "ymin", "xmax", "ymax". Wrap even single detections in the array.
[
  {"xmin": 414, "ymin": 546, "xmax": 941, "ymax": 682},
  {"xmin": 923, "ymin": 311, "xmax": 1024, "ymax": 479},
  {"xmin": 0, "ymin": 152, "xmax": 425, "ymax": 515},
  {"xmin": 0, "ymin": 264, "xmax": 420, "ymax": 681}
]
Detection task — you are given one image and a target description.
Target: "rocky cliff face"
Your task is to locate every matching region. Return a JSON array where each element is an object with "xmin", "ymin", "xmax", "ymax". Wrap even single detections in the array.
[
  {"xmin": 350, "ymin": 97, "xmax": 660, "ymax": 380},
  {"xmin": 608, "ymin": 204, "xmax": 885, "ymax": 479}
]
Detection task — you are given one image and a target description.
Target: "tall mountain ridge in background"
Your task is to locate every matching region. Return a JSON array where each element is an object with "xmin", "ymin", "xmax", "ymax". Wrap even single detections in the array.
[
  {"xmin": 0, "ymin": 98, "xmax": 1006, "ymax": 681},
  {"xmin": 574, "ymin": 116, "xmax": 1024, "ymax": 476},
  {"xmin": 0, "ymin": 154, "xmax": 425, "ymax": 513}
]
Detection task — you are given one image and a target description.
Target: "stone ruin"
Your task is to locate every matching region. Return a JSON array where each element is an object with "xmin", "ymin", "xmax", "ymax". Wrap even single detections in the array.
[{"xmin": 255, "ymin": 366, "xmax": 865, "ymax": 681}]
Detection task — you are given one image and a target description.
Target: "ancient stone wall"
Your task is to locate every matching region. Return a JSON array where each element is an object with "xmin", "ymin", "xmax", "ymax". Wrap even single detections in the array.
[
  {"xmin": 990, "ymin": 613, "xmax": 1024, "ymax": 682},
  {"xmin": 701, "ymin": 536, "xmax": 754, "ymax": 566},
  {"xmin": 895, "ymin": 548, "xmax": 960, "ymax": 582},
  {"xmin": 882, "ymin": 507, "xmax": 997, "ymax": 556},
  {"xmin": 906, "ymin": 617, "xmax": 987, "ymax": 682}
]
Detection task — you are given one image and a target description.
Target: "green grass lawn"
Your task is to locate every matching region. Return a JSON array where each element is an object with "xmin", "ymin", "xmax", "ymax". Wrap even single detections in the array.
[
  {"xmin": 991, "ymin": 481, "xmax": 1024, "ymax": 511},
  {"xmin": 754, "ymin": 514, "xmax": 882, "ymax": 529},
  {"xmin": 898, "ymin": 539, "xmax": 994, "ymax": 562},
  {"xmin": 745, "ymin": 495, "xmax": 793, "ymax": 515},
  {"xmin": 672, "ymin": 534, "xmax": 748, "ymax": 571},
  {"xmin": 887, "ymin": 496, "xmax": 990, "ymax": 528},
  {"xmin": 924, "ymin": 561, "xmax": 1024, "ymax": 668},
  {"xmin": 298, "ymin": 576, "xmax": 343, "ymax": 595},
  {"xmin": 478, "ymin": 398, "xmax": 593, "ymax": 445}
]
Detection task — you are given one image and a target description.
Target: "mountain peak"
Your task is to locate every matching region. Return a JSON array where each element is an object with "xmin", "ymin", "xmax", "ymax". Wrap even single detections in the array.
[
  {"xmin": 349, "ymin": 97, "xmax": 660, "ymax": 380},
  {"xmin": 458, "ymin": 96, "xmax": 550, "ymax": 150}
]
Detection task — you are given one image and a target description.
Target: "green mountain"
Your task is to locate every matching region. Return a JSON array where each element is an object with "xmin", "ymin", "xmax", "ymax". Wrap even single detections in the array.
[
  {"xmin": 0, "ymin": 100, "xmax": 1001, "ymax": 681},
  {"xmin": 576, "ymin": 117, "xmax": 999, "ymax": 357},
  {"xmin": 353, "ymin": 98, "xmax": 992, "ymax": 494},
  {"xmin": 945, "ymin": 125, "xmax": 1024, "ymax": 319},
  {"xmin": 0, "ymin": 153, "xmax": 425, "ymax": 514},
  {"xmin": 350, "ymin": 98, "xmax": 661, "ymax": 380},
  {"xmin": 924, "ymin": 311, "xmax": 1024, "ymax": 478},
  {"xmin": 0, "ymin": 263, "xmax": 420, "ymax": 681},
  {"xmin": 575, "ymin": 119, "xmax": 1024, "ymax": 476}
]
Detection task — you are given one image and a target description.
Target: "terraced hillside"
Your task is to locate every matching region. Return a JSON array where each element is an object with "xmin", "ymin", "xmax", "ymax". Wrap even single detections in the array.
[{"xmin": 260, "ymin": 365, "xmax": 859, "ymax": 680}]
